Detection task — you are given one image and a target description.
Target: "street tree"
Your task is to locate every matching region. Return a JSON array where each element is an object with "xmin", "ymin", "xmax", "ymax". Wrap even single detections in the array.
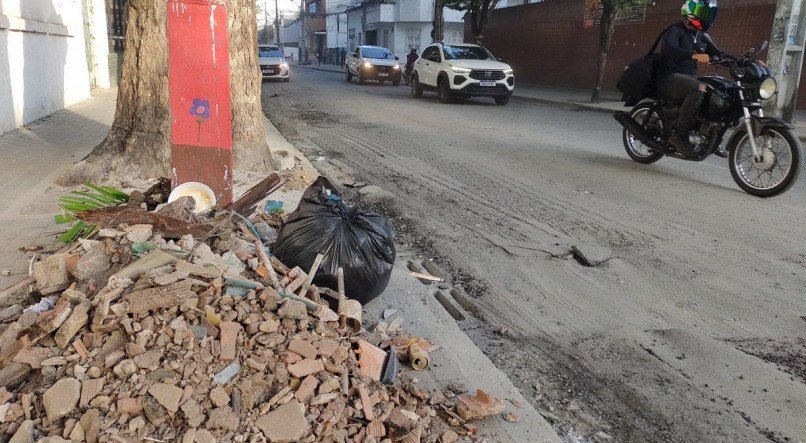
[
  {"xmin": 60, "ymin": 0, "xmax": 271, "ymax": 185},
  {"xmin": 432, "ymin": 0, "xmax": 444, "ymax": 43},
  {"xmin": 442, "ymin": 0, "xmax": 502, "ymax": 43},
  {"xmin": 591, "ymin": 0, "xmax": 648, "ymax": 103}
]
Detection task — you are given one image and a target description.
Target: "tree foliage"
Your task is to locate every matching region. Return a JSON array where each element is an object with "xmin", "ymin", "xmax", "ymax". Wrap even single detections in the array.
[{"xmin": 442, "ymin": 0, "xmax": 502, "ymax": 42}]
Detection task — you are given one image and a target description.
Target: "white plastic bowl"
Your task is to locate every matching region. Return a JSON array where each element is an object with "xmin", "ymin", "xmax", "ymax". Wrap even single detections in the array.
[{"xmin": 168, "ymin": 181, "xmax": 217, "ymax": 213}]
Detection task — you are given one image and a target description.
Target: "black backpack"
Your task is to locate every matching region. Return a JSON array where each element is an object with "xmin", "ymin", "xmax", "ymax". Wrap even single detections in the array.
[{"xmin": 617, "ymin": 25, "xmax": 677, "ymax": 104}]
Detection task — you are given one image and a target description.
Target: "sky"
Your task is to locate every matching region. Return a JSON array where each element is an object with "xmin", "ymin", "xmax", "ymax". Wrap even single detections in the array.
[{"xmin": 256, "ymin": 0, "xmax": 301, "ymax": 24}]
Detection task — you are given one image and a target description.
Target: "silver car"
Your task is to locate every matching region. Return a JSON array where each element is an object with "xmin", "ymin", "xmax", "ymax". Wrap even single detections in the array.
[{"xmin": 259, "ymin": 44, "xmax": 290, "ymax": 82}]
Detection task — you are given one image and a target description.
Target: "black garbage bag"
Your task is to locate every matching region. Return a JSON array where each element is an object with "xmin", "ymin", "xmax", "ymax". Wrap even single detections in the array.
[{"xmin": 273, "ymin": 177, "xmax": 395, "ymax": 304}]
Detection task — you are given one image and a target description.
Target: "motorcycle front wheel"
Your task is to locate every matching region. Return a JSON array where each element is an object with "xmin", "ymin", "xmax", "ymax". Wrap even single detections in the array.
[
  {"xmin": 728, "ymin": 127, "xmax": 801, "ymax": 197},
  {"xmin": 623, "ymin": 103, "xmax": 665, "ymax": 164}
]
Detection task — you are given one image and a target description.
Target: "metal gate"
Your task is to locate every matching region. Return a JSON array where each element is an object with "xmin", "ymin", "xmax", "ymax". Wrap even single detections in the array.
[{"xmin": 107, "ymin": 0, "xmax": 128, "ymax": 52}]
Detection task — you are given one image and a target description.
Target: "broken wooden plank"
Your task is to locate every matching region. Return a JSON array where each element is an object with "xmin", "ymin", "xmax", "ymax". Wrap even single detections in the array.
[
  {"xmin": 226, "ymin": 173, "xmax": 283, "ymax": 216},
  {"xmin": 254, "ymin": 240, "xmax": 281, "ymax": 289},
  {"xmin": 409, "ymin": 272, "xmax": 444, "ymax": 283},
  {"xmin": 299, "ymin": 254, "xmax": 324, "ymax": 298},
  {"xmin": 76, "ymin": 207, "xmax": 212, "ymax": 239}
]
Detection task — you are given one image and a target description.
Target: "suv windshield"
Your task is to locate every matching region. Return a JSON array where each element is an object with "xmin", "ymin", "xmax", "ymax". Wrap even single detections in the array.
[
  {"xmin": 362, "ymin": 47, "xmax": 394, "ymax": 59},
  {"xmin": 259, "ymin": 48, "xmax": 284, "ymax": 58},
  {"xmin": 442, "ymin": 45, "xmax": 493, "ymax": 61}
]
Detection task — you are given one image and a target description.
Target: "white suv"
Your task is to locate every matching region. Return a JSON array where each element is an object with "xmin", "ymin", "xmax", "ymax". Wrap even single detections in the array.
[{"xmin": 410, "ymin": 43, "xmax": 514, "ymax": 105}]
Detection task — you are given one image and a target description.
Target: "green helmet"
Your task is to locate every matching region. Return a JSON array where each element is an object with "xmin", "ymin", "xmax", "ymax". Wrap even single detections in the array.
[{"xmin": 681, "ymin": 0, "xmax": 718, "ymax": 31}]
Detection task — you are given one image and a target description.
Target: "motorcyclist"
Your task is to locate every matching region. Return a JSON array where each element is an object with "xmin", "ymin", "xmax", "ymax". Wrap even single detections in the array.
[
  {"xmin": 405, "ymin": 48, "xmax": 418, "ymax": 71},
  {"xmin": 656, "ymin": 0, "xmax": 724, "ymax": 157}
]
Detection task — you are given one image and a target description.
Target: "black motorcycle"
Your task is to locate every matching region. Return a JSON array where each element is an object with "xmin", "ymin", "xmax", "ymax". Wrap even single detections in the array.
[{"xmin": 615, "ymin": 45, "xmax": 801, "ymax": 197}]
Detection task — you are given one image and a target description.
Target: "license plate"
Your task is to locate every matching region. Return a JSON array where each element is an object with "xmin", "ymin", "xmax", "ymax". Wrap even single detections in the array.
[
  {"xmin": 263, "ymin": 69, "xmax": 274, "ymax": 74},
  {"xmin": 479, "ymin": 80, "xmax": 496, "ymax": 86},
  {"xmin": 378, "ymin": 73, "xmax": 389, "ymax": 77}
]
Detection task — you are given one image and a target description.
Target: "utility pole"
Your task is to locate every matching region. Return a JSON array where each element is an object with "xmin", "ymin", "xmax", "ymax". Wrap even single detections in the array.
[
  {"xmin": 300, "ymin": 0, "xmax": 307, "ymax": 62},
  {"xmin": 264, "ymin": 0, "xmax": 269, "ymax": 44},
  {"xmin": 275, "ymin": 0, "xmax": 281, "ymax": 44},
  {"xmin": 766, "ymin": 0, "xmax": 806, "ymax": 121}
]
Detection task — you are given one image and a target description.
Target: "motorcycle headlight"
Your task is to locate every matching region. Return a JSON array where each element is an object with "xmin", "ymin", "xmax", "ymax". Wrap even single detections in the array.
[
  {"xmin": 757, "ymin": 77, "xmax": 777, "ymax": 100},
  {"xmin": 451, "ymin": 66, "xmax": 471, "ymax": 74}
]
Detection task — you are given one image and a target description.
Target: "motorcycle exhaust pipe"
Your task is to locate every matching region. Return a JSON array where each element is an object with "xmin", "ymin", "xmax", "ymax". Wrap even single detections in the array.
[{"xmin": 614, "ymin": 112, "xmax": 668, "ymax": 154}]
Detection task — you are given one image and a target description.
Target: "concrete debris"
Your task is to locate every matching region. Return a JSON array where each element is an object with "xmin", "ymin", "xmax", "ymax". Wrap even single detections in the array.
[
  {"xmin": 255, "ymin": 399, "xmax": 307, "ymax": 442},
  {"xmin": 42, "ymin": 378, "xmax": 80, "ymax": 421},
  {"xmin": 0, "ymin": 181, "xmax": 508, "ymax": 443},
  {"xmin": 456, "ymin": 389, "xmax": 505, "ymax": 421}
]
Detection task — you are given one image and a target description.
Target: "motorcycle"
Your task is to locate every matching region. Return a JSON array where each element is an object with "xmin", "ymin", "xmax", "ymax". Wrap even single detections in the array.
[
  {"xmin": 614, "ymin": 42, "xmax": 801, "ymax": 197},
  {"xmin": 402, "ymin": 64, "xmax": 413, "ymax": 85}
]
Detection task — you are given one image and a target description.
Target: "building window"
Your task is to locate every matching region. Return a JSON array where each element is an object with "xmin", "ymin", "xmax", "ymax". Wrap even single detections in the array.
[
  {"xmin": 445, "ymin": 31, "xmax": 463, "ymax": 45},
  {"xmin": 405, "ymin": 28, "xmax": 421, "ymax": 52},
  {"xmin": 382, "ymin": 29, "xmax": 390, "ymax": 48},
  {"xmin": 308, "ymin": 1, "xmax": 318, "ymax": 13}
]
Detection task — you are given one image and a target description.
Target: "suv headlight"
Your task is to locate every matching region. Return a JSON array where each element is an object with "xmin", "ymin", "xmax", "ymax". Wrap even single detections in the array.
[
  {"xmin": 393, "ymin": 64, "xmax": 400, "ymax": 70},
  {"xmin": 504, "ymin": 68, "xmax": 513, "ymax": 75},
  {"xmin": 363, "ymin": 61, "xmax": 372, "ymax": 68},
  {"xmin": 451, "ymin": 66, "xmax": 471, "ymax": 74},
  {"xmin": 757, "ymin": 77, "xmax": 777, "ymax": 100},
  {"xmin": 280, "ymin": 62, "xmax": 289, "ymax": 69}
]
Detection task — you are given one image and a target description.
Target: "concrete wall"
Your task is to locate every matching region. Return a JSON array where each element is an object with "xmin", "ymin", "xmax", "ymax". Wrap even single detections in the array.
[
  {"xmin": 473, "ymin": 0, "xmax": 793, "ymax": 102},
  {"xmin": 0, "ymin": 0, "xmax": 109, "ymax": 135}
]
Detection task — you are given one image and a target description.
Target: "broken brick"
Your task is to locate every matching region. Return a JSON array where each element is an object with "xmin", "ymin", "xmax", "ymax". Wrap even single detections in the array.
[
  {"xmin": 255, "ymin": 399, "xmax": 307, "ymax": 442},
  {"xmin": 218, "ymin": 321, "xmax": 242, "ymax": 361},
  {"xmin": 288, "ymin": 338, "xmax": 318, "ymax": 359},
  {"xmin": 287, "ymin": 358, "xmax": 324, "ymax": 378},
  {"xmin": 294, "ymin": 375, "xmax": 319, "ymax": 404},
  {"xmin": 456, "ymin": 389, "xmax": 505, "ymax": 421}
]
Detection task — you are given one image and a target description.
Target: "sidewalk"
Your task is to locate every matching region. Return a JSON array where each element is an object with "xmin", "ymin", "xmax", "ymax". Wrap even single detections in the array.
[
  {"xmin": 0, "ymin": 80, "xmax": 561, "ymax": 442},
  {"xmin": 0, "ymin": 89, "xmax": 116, "ymax": 289}
]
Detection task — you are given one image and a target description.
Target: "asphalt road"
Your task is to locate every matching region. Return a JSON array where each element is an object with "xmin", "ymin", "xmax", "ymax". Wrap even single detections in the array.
[{"xmin": 262, "ymin": 67, "xmax": 806, "ymax": 443}]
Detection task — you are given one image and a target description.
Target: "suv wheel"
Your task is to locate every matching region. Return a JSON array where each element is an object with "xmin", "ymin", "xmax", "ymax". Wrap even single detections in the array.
[
  {"xmin": 438, "ymin": 77, "xmax": 452, "ymax": 104},
  {"xmin": 494, "ymin": 96, "xmax": 510, "ymax": 106},
  {"xmin": 411, "ymin": 74, "xmax": 423, "ymax": 98}
]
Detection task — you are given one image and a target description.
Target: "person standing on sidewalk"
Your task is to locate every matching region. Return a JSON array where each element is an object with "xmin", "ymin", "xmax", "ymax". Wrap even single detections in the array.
[
  {"xmin": 316, "ymin": 49, "xmax": 322, "ymax": 66},
  {"xmin": 340, "ymin": 48, "xmax": 347, "ymax": 69}
]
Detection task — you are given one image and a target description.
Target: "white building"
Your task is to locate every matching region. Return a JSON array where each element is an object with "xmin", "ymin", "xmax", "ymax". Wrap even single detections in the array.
[
  {"xmin": 326, "ymin": 0, "xmax": 350, "ymax": 50},
  {"xmin": 346, "ymin": 0, "xmax": 464, "ymax": 60},
  {"xmin": 0, "ymin": 0, "xmax": 110, "ymax": 135}
]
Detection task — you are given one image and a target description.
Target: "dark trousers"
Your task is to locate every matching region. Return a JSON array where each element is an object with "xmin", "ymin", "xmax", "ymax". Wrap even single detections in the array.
[{"xmin": 657, "ymin": 73, "xmax": 702, "ymax": 105}]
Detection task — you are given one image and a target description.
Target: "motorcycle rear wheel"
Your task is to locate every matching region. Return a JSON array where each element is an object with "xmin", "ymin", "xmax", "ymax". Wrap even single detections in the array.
[
  {"xmin": 623, "ymin": 103, "xmax": 665, "ymax": 164},
  {"xmin": 728, "ymin": 127, "xmax": 801, "ymax": 197}
]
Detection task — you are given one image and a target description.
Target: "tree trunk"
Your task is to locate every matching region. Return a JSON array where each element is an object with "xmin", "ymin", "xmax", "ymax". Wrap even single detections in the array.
[
  {"xmin": 60, "ymin": 0, "xmax": 271, "ymax": 186},
  {"xmin": 591, "ymin": 0, "xmax": 616, "ymax": 103},
  {"xmin": 432, "ymin": 0, "xmax": 444, "ymax": 42}
]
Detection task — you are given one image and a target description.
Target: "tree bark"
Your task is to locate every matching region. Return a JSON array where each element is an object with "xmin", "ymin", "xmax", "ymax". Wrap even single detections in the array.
[
  {"xmin": 60, "ymin": 0, "xmax": 271, "ymax": 185},
  {"xmin": 432, "ymin": 0, "xmax": 444, "ymax": 42},
  {"xmin": 591, "ymin": 0, "xmax": 616, "ymax": 103}
]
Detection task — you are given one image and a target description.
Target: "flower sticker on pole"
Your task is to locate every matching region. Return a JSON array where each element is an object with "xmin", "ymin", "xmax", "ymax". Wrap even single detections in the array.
[{"xmin": 189, "ymin": 98, "xmax": 211, "ymax": 142}]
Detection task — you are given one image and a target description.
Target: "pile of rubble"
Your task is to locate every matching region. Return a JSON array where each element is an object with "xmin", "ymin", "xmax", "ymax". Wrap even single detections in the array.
[{"xmin": 0, "ymin": 182, "xmax": 507, "ymax": 443}]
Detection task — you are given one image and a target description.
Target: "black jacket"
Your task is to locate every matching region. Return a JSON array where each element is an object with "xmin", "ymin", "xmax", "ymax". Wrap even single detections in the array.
[{"xmin": 658, "ymin": 23, "xmax": 722, "ymax": 79}]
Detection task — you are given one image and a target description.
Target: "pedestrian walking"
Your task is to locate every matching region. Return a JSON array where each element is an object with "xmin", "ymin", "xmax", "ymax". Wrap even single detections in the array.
[{"xmin": 340, "ymin": 48, "xmax": 347, "ymax": 68}]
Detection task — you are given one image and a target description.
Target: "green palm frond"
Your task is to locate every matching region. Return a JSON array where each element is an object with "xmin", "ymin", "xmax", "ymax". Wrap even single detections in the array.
[{"xmin": 55, "ymin": 183, "xmax": 129, "ymax": 243}]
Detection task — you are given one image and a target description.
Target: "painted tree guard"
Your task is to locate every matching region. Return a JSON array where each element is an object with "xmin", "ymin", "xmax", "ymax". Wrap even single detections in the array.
[{"xmin": 167, "ymin": 0, "xmax": 233, "ymax": 207}]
